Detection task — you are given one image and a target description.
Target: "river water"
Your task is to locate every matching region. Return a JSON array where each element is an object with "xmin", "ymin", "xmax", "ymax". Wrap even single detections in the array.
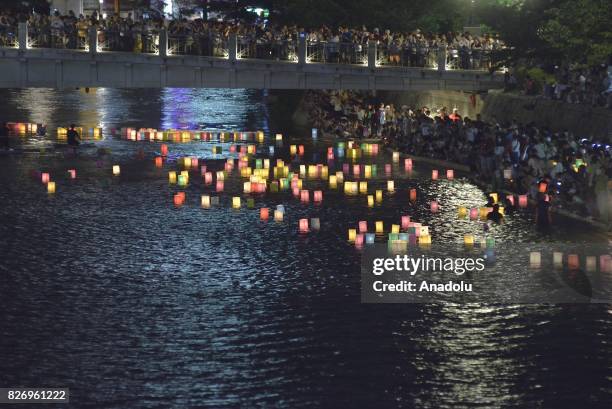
[{"xmin": 0, "ymin": 88, "xmax": 610, "ymax": 408}]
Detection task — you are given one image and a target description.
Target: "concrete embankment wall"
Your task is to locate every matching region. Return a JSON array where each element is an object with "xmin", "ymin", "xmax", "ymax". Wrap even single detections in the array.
[{"xmin": 384, "ymin": 90, "xmax": 612, "ymax": 140}]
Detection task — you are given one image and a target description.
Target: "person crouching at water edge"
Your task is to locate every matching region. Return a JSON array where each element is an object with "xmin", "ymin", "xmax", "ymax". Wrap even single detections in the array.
[
  {"xmin": 67, "ymin": 124, "xmax": 81, "ymax": 155},
  {"xmin": 486, "ymin": 204, "xmax": 504, "ymax": 224}
]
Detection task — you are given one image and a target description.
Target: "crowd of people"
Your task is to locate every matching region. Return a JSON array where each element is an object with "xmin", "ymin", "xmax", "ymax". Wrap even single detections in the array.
[
  {"xmin": 0, "ymin": 9, "xmax": 504, "ymax": 69},
  {"xmin": 305, "ymin": 90, "xmax": 611, "ymax": 224}
]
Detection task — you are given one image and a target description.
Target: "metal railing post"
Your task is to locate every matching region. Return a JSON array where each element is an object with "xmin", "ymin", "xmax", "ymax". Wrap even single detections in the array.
[
  {"xmin": 368, "ymin": 41, "xmax": 377, "ymax": 69},
  {"xmin": 159, "ymin": 28, "xmax": 168, "ymax": 57},
  {"xmin": 88, "ymin": 26, "xmax": 97, "ymax": 54},
  {"xmin": 437, "ymin": 47, "xmax": 447, "ymax": 71},
  {"xmin": 228, "ymin": 34, "xmax": 237, "ymax": 62},
  {"xmin": 18, "ymin": 22, "xmax": 28, "ymax": 50},
  {"xmin": 298, "ymin": 34, "xmax": 306, "ymax": 64}
]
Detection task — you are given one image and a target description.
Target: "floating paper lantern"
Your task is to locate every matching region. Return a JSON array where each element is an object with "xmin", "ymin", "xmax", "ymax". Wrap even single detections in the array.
[
  {"xmin": 216, "ymin": 171, "xmax": 225, "ymax": 181},
  {"xmin": 269, "ymin": 146, "xmax": 275, "ymax": 155},
  {"xmin": 430, "ymin": 201, "xmax": 439, "ymax": 213},
  {"xmin": 173, "ymin": 193, "xmax": 183, "ymax": 206},
  {"xmin": 202, "ymin": 172, "xmax": 212, "ymax": 184},
  {"xmin": 275, "ymin": 133, "xmax": 283, "ymax": 141},
  {"xmin": 404, "ymin": 158, "xmax": 413, "ymax": 170},
  {"xmin": 161, "ymin": 145, "xmax": 168, "ymax": 157},
  {"xmin": 391, "ymin": 224, "xmax": 400, "ymax": 234},
  {"xmin": 518, "ymin": 195, "xmax": 528, "ymax": 208},
  {"xmin": 490, "ymin": 193, "xmax": 498, "ymax": 204},
  {"xmin": 47, "ymin": 181, "xmax": 56, "ymax": 193},
  {"xmin": 355, "ymin": 234, "xmax": 364, "ymax": 247},
  {"xmin": 298, "ymin": 145, "xmax": 305, "ymax": 155},
  {"xmin": 506, "ymin": 195, "xmax": 515, "ymax": 206},
  {"xmin": 329, "ymin": 175, "xmax": 337, "ymax": 189},
  {"xmin": 67, "ymin": 169, "xmax": 76, "ymax": 179},
  {"xmin": 310, "ymin": 218, "xmax": 320, "ymax": 231},
  {"xmin": 312, "ymin": 128, "xmax": 318, "ymax": 138},
  {"xmin": 348, "ymin": 228, "xmax": 357, "ymax": 242},
  {"xmin": 480, "ymin": 207, "xmax": 492, "ymax": 219},
  {"xmin": 375, "ymin": 221, "xmax": 384, "ymax": 234},
  {"xmin": 392, "ymin": 152, "xmax": 400, "ymax": 162},
  {"xmin": 274, "ymin": 210, "xmax": 284, "ymax": 222},
  {"xmin": 585, "ymin": 256, "xmax": 597, "ymax": 272},
  {"xmin": 385, "ymin": 164, "xmax": 392, "ymax": 175},
  {"xmin": 167, "ymin": 171, "xmax": 177, "ymax": 184},
  {"xmin": 529, "ymin": 251, "xmax": 541, "ymax": 268},
  {"xmin": 419, "ymin": 235, "xmax": 432, "ymax": 245},
  {"xmin": 552, "ymin": 251, "xmax": 563, "ymax": 267},
  {"xmin": 401, "ymin": 216, "xmax": 410, "ymax": 229},
  {"xmin": 367, "ymin": 195, "xmax": 374, "ymax": 207},
  {"xmin": 216, "ymin": 181, "xmax": 224, "ymax": 192},
  {"xmin": 364, "ymin": 165, "xmax": 372, "ymax": 179},
  {"xmin": 232, "ymin": 197, "xmax": 241, "ymax": 209},
  {"xmin": 41, "ymin": 172, "xmax": 50, "ymax": 184},
  {"xmin": 358, "ymin": 221, "xmax": 368, "ymax": 233},
  {"xmin": 300, "ymin": 190, "xmax": 310, "ymax": 203},
  {"xmin": 201, "ymin": 195, "xmax": 211, "ymax": 208},
  {"xmin": 464, "ymin": 235, "xmax": 474, "ymax": 246},
  {"xmin": 359, "ymin": 181, "xmax": 368, "ymax": 194},
  {"xmin": 290, "ymin": 145, "xmax": 297, "ymax": 155},
  {"xmin": 387, "ymin": 180, "xmax": 395, "ymax": 192},
  {"xmin": 538, "ymin": 181, "xmax": 548, "ymax": 193},
  {"xmin": 568, "ymin": 254, "xmax": 579, "ymax": 270},
  {"xmin": 504, "ymin": 168, "xmax": 512, "ymax": 179},
  {"xmin": 376, "ymin": 190, "xmax": 383, "ymax": 203},
  {"xmin": 336, "ymin": 171, "xmax": 344, "ymax": 183},
  {"xmin": 314, "ymin": 190, "xmax": 323, "ymax": 203},
  {"xmin": 112, "ymin": 165, "xmax": 120, "ymax": 176},
  {"xmin": 366, "ymin": 233, "xmax": 375, "ymax": 244},
  {"xmin": 409, "ymin": 189, "xmax": 417, "ymax": 202},
  {"xmin": 458, "ymin": 207, "xmax": 467, "ymax": 218},
  {"xmin": 600, "ymin": 255, "xmax": 611, "ymax": 273},
  {"xmin": 178, "ymin": 174, "xmax": 187, "ymax": 186},
  {"xmin": 469, "ymin": 207, "xmax": 478, "ymax": 220},
  {"xmin": 180, "ymin": 170, "xmax": 189, "ymax": 183},
  {"xmin": 446, "ymin": 169, "xmax": 454, "ymax": 180},
  {"xmin": 431, "ymin": 170, "xmax": 438, "ymax": 180}
]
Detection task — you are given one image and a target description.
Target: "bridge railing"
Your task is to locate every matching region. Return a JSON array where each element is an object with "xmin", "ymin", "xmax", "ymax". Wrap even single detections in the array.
[{"xmin": 5, "ymin": 23, "xmax": 505, "ymax": 74}]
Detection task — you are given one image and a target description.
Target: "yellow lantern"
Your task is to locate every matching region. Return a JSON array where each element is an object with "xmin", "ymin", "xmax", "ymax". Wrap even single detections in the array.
[
  {"xmin": 232, "ymin": 197, "xmax": 241, "ymax": 209},
  {"xmin": 359, "ymin": 181, "xmax": 368, "ymax": 194},
  {"xmin": 529, "ymin": 252, "xmax": 541, "ymax": 268},
  {"xmin": 489, "ymin": 193, "xmax": 498, "ymax": 204},
  {"xmin": 201, "ymin": 195, "xmax": 211, "ymax": 208},
  {"xmin": 464, "ymin": 235, "xmax": 474, "ymax": 246},
  {"xmin": 387, "ymin": 180, "xmax": 395, "ymax": 192},
  {"xmin": 364, "ymin": 165, "xmax": 372, "ymax": 179},
  {"xmin": 275, "ymin": 133, "xmax": 283, "ymax": 141},
  {"xmin": 112, "ymin": 165, "xmax": 120, "ymax": 176},
  {"xmin": 320, "ymin": 166, "xmax": 328, "ymax": 178},
  {"xmin": 348, "ymin": 228, "xmax": 357, "ymax": 242},
  {"xmin": 168, "ymin": 171, "xmax": 177, "ymax": 184},
  {"xmin": 375, "ymin": 190, "xmax": 383, "ymax": 203},
  {"xmin": 274, "ymin": 210, "xmax": 284, "ymax": 221},
  {"xmin": 419, "ymin": 235, "xmax": 432, "ymax": 245},
  {"xmin": 335, "ymin": 171, "xmax": 344, "ymax": 183},
  {"xmin": 329, "ymin": 175, "xmax": 337, "ymax": 188},
  {"xmin": 180, "ymin": 170, "xmax": 189, "ymax": 183},
  {"xmin": 47, "ymin": 181, "xmax": 56, "ymax": 193},
  {"xmin": 391, "ymin": 224, "xmax": 400, "ymax": 234},
  {"xmin": 263, "ymin": 159, "xmax": 270, "ymax": 169},
  {"xmin": 367, "ymin": 195, "xmax": 374, "ymax": 207},
  {"xmin": 375, "ymin": 221, "xmax": 384, "ymax": 233},
  {"xmin": 392, "ymin": 151, "xmax": 400, "ymax": 162},
  {"xmin": 458, "ymin": 206, "xmax": 467, "ymax": 218}
]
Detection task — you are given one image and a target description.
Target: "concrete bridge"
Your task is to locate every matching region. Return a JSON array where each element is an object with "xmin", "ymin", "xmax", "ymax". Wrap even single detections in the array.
[{"xmin": 0, "ymin": 23, "xmax": 505, "ymax": 91}]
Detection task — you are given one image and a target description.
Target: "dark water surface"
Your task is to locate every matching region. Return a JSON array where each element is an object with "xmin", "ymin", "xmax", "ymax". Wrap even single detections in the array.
[{"xmin": 0, "ymin": 89, "xmax": 610, "ymax": 408}]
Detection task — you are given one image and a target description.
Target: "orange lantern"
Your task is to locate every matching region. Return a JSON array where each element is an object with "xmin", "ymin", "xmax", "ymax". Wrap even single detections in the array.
[
  {"xmin": 518, "ymin": 195, "xmax": 528, "ymax": 208},
  {"xmin": 41, "ymin": 172, "xmax": 50, "ymax": 184},
  {"xmin": 160, "ymin": 144, "xmax": 168, "ymax": 156},
  {"xmin": 538, "ymin": 181, "xmax": 548, "ymax": 193},
  {"xmin": 432, "ymin": 170, "xmax": 438, "ymax": 180},
  {"xmin": 409, "ymin": 189, "xmax": 417, "ymax": 202},
  {"xmin": 155, "ymin": 157, "xmax": 163, "ymax": 168},
  {"xmin": 260, "ymin": 208, "xmax": 269, "ymax": 220},
  {"xmin": 446, "ymin": 169, "xmax": 454, "ymax": 180},
  {"xmin": 314, "ymin": 190, "xmax": 323, "ymax": 202},
  {"xmin": 568, "ymin": 254, "xmax": 580, "ymax": 270},
  {"xmin": 216, "ymin": 181, "xmax": 224, "ymax": 192},
  {"xmin": 299, "ymin": 218, "xmax": 309, "ymax": 233}
]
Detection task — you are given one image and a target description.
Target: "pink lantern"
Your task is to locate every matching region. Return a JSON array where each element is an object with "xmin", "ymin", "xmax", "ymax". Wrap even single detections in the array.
[
  {"xmin": 446, "ymin": 169, "xmax": 454, "ymax": 180},
  {"xmin": 355, "ymin": 233, "xmax": 364, "ymax": 248},
  {"xmin": 216, "ymin": 181, "xmax": 224, "ymax": 192},
  {"xmin": 204, "ymin": 172, "xmax": 213, "ymax": 184},
  {"xmin": 401, "ymin": 216, "xmax": 411, "ymax": 229},
  {"xmin": 518, "ymin": 195, "xmax": 528, "ymax": 208},
  {"xmin": 300, "ymin": 189, "xmax": 310, "ymax": 203},
  {"xmin": 67, "ymin": 169, "xmax": 76, "ymax": 179},
  {"xmin": 293, "ymin": 187, "xmax": 300, "ymax": 197},
  {"xmin": 353, "ymin": 164, "xmax": 361, "ymax": 177},
  {"xmin": 430, "ymin": 201, "xmax": 439, "ymax": 213},
  {"xmin": 600, "ymin": 255, "xmax": 611, "ymax": 273},
  {"xmin": 506, "ymin": 194, "xmax": 515, "ymax": 206},
  {"xmin": 359, "ymin": 221, "xmax": 368, "ymax": 233},
  {"xmin": 404, "ymin": 158, "xmax": 413, "ymax": 170},
  {"xmin": 371, "ymin": 144, "xmax": 379, "ymax": 154},
  {"xmin": 160, "ymin": 144, "xmax": 168, "ymax": 156},
  {"xmin": 200, "ymin": 165, "xmax": 207, "ymax": 175},
  {"xmin": 230, "ymin": 144, "xmax": 236, "ymax": 153},
  {"xmin": 299, "ymin": 218, "xmax": 309, "ymax": 233},
  {"xmin": 432, "ymin": 170, "xmax": 439, "ymax": 180},
  {"xmin": 385, "ymin": 164, "xmax": 392, "ymax": 175},
  {"xmin": 191, "ymin": 158, "xmax": 199, "ymax": 168},
  {"xmin": 260, "ymin": 208, "xmax": 269, "ymax": 220},
  {"xmin": 314, "ymin": 190, "xmax": 323, "ymax": 202},
  {"xmin": 225, "ymin": 162, "xmax": 233, "ymax": 172},
  {"xmin": 41, "ymin": 172, "xmax": 50, "ymax": 184},
  {"xmin": 342, "ymin": 163, "xmax": 349, "ymax": 174},
  {"xmin": 469, "ymin": 207, "xmax": 479, "ymax": 220}
]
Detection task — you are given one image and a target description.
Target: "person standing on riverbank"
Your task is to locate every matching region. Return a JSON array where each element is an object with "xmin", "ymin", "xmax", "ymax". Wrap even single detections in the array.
[{"xmin": 67, "ymin": 124, "xmax": 81, "ymax": 155}]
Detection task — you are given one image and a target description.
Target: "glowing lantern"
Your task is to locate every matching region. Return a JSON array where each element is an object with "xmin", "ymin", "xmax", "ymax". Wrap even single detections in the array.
[
  {"xmin": 586, "ymin": 256, "xmax": 597, "ymax": 272},
  {"xmin": 458, "ymin": 207, "xmax": 467, "ymax": 218},
  {"xmin": 401, "ymin": 216, "xmax": 410, "ymax": 229},
  {"xmin": 367, "ymin": 195, "xmax": 374, "ymax": 207},
  {"xmin": 275, "ymin": 133, "xmax": 283, "ymax": 141},
  {"xmin": 160, "ymin": 144, "xmax": 168, "ymax": 156},
  {"xmin": 309, "ymin": 218, "xmax": 320, "ymax": 231},
  {"xmin": 538, "ymin": 181, "xmax": 548, "ymax": 193},
  {"xmin": 202, "ymin": 172, "xmax": 212, "ymax": 184},
  {"xmin": 464, "ymin": 235, "xmax": 474, "ymax": 246},
  {"xmin": 430, "ymin": 201, "xmax": 439, "ymax": 213},
  {"xmin": 47, "ymin": 181, "xmax": 56, "ymax": 193},
  {"xmin": 353, "ymin": 164, "xmax": 361, "ymax": 177},
  {"xmin": 112, "ymin": 165, "xmax": 120, "ymax": 176},
  {"xmin": 359, "ymin": 181, "xmax": 368, "ymax": 194},
  {"xmin": 355, "ymin": 234, "xmax": 364, "ymax": 248},
  {"xmin": 180, "ymin": 171, "xmax": 189, "ymax": 183},
  {"xmin": 314, "ymin": 190, "xmax": 323, "ymax": 202},
  {"xmin": 173, "ymin": 194, "xmax": 183, "ymax": 206},
  {"xmin": 431, "ymin": 170, "xmax": 438, "ymax": 180},
  {"xmin": 404, "ymin": 158, "xmax": 413, "ymax": 170},
  {"xmin": 600, "ymin": 255, "xmax": 611, "ymax": 273},
  {"xmin": 490, "ymin": 193, "xmax": 498, "ymax": 204},
  {"xmin": 364, "ymin": 165, "xmax": 372, "ymax": 179},
  {"xmin": 446, "ymin": 169, "xmax": 454, "ymax": 180},
  {"xmin": 568, "ymin": 254, "xmax": 579, "ymax": 270},
  {"xmin": 375, "ymin": 221, "xmax": 384, "ymax": 234},
  {"xmin": 201, "ymin": 195, "xmax": 211, "ymax": 208},
  {"xmin": 300, "ymin": 190, "xmax": 310, "ymax": 203},
  {"xmin": 529, "ymin": 251, "xmax": 541, "ymax": 268},
  {"xmin": 274, "ymin": 210, "xmax": 284, "ymax": 222},
  {"xmin": 387, "ymin": 180, "xmax": 395, "ymax": 192},
  {"xmin": 166, "ymin": 171, "xmax": 176, "ymax": 184},
  {"xmin": 298, "ymin": 145, "xmax": 305, "ymax": 155},
  {"xmin": 155, "ymin": 157, "xmax": 163, "ymax": 168},
  {"xmin": 391, "ymin": 224, "xmax": 400, "ymax": 234},
  {"xmin": 553, "ymin": 252, "xmax": 563, "ymax": 267},
  {"xmin": 216, "ymin": 181, "xmax": 224, "ymax": 192},
  {"xmin": 312, "ymin": 128, "xmax": 317, "ymax": 139},
  {"xmin": 329, "ymin": 175, "xmax": 337, "ymax": 188},
  {"xmin": 376, "ymin": 190, "xmax": 383, "ymax": 203},
  {"xmin": 178, "ymin": 175, "xmax": 187, "ymax": 186},
  {"xmin": 41, "ymin": 173, "xmax": 50, "ymax": 184},
  {"xmin": 419, "ymin": 235, "xmax": 432, "ymax": 245},
  {"xmin": 357, "ymin": 221, "xmax": 367, "ymax": 233},
  {"xmin": 216, "ymin": 171, "xmax": 225, "ymax": 181},
  {"xmin": 67, "ymin": 169, "xmax": 76, "ymax": 179},
  {"xmin": 385, "ymin": 164, "xmax": 392, "ymax": 175},
  {"xmin": 518, "ymin": 195, "xmax": 528, "ymax": 208},
  {"xmin": 365, "ymin": 233, "xmax": 375, "ymax": 244},
  {"xmin": 348, "ymin": 228, "xmax": 357, "ymax": 242},
  {"xmin": 336, "ymin": 171, "xmax": 344, "ymax": 183},
  {"xmin": 232, "ymin": 197, "xmax": 241, "ymax": 209},
  {"xmin": 409, "ymin": 189, "xmax": 417, "ymax": 202},
  {"xmin": 290, "ymin": 145, "xmax": 297, "ymax": 155},
  {"xmin": 392, "ymin": 152, "xmax": 400, "ymax": 162},
  {"xmin": 506, "ymin": 195, "xmax": 515, "ymax": 206},
  {"xmin": 504, "ymin": 168, "xmax": 512, "ymax": 179}
]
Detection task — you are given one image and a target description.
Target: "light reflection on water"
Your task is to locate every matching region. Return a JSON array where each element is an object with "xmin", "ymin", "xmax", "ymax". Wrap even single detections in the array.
[{"xmin": 0, "ymin": 89, "xmax": 610, "ymax": 409}]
